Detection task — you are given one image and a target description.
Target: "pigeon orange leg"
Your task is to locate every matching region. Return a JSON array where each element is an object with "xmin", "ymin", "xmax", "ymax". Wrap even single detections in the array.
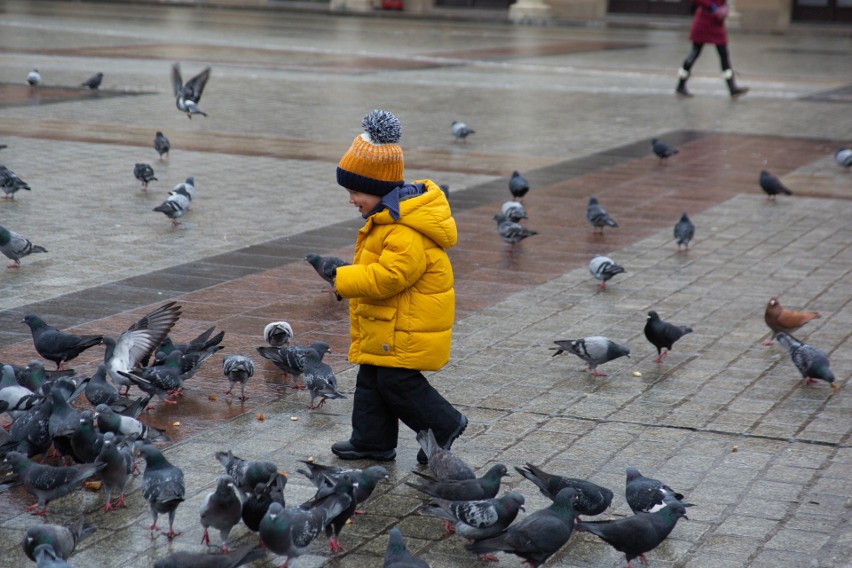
[
  {"xmin": 113, "ymin": 494, "xmax": 127, "ymax": 508},
  {"xmin": 201, "ymin": 528, "xmax": 210, "ymax": 545},
  {"xmin": 163, "ymin": 526, "xmax": 181, "ymax": 540},
  {"xmin": 328, "ymin": 536, "xmax": 346, "ymax": 554}
]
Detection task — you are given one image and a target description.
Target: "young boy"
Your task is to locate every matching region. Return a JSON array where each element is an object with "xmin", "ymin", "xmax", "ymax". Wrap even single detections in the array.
[{"xmin": 331, "ymin": 109, "xmax": 467, "ymax": 463}]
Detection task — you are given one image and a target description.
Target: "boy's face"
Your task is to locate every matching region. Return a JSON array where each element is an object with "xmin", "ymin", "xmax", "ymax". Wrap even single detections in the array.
[{"xmin": 347, "ymin": 189, "xmax": 381, "ymax": 216}]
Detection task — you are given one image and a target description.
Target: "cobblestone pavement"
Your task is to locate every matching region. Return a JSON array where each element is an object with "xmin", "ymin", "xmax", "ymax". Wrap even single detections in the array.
[{"xmin": 0, "ymin": 2, "xmax": 850, "ymax": 567}]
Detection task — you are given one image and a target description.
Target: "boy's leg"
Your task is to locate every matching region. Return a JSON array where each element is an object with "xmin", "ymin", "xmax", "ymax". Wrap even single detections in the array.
[{"xmin": 332, "ymin": 364, "xmax": 397, "ymax": 461}]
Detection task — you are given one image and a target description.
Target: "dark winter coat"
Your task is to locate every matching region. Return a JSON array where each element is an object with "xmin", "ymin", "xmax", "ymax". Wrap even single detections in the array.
[{"xmin": 690, "ymin": 0, "xmax": 728, "ymax": 45}]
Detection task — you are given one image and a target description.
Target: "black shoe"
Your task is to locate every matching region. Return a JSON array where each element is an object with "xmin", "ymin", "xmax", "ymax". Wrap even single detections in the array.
[
  {"xmin": 417, "ymin": 414, "xmax": 468, "ymax": 465},
  {"xmin": 331, "ymin": 440, "xmax": 396, "ymax": 461},
  {"xmin": 676, "ymin": 85, "xmax": 693, "ymax": 97}
]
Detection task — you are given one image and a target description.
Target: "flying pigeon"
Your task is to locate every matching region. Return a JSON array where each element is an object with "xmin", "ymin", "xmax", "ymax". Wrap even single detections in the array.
[
  {"xmin": 835, "ymin": 148, "xmax": 852, "ymax": 168},
  {"xmin": 171, "ymin": 64, "xmax": 210, "ymax": 118},
  {"xmin": 759, "ymin": 170, "xmax": 793, "ymax": 201},
  {"xmin": 215, "ymin": 449, "xmax": 286, "ymax": 501},
  {"xmin": 651, "ymin": 138, "xmax": 678, "ymax": 162},
  {"xmin": 1, "ymin": 165, "xmax": 31, "ymax": 199},
  {"xmin": 451, "ymin": 120, "xmax": 475, "ymax": 142},
  {"xmin": 153, "ymin": 191, "xmax": 190, "ymax": 225},
  {"xmin": 27, "ymin": 69, "xmax": 41, "ymax": 86},
  {"xmin": 297, "ymin": 461, "xmax": 388, "ymax": 512},
  {"xmin": 0, "ymin": 224, "xmax": 46, "ymax": 268},
  {"xmin": 263, "ymin": 321, "xmax": 293, "ymax": 347},
  {"xmin": 625, "ymin": 466, "xmax": 689, "ymax": 514},
  {"xmin": 588, "ymin": 255, "xmax": 625, "ymax": 290},
  {"xmin": 133, "ymin": 163, "xmax": 157, "ymax": 190},
  {"xmin": 200, "ymin": 475, "xmax": 243, "ymax": 552},
  {"xmin": 501, "ymin": 200, "xmax": 527, "ymax": 223},
  {"xmin": 223, "ymin": 355, "xmax": 254, "ymax": 401},
  {"xmin": 259, "ymin": 500, "xmax": 348, "ymax": 566},
  {"xmin": 154, "ymin": 131, "xmax": 170, "ymax": 161},
  {"xmin": 406, "ymin": 463, "xmax": 508, "ymax": 501},
  {"xmin": 763, "ymin": 296, "xmax": 820, "ymax": 346},
  {"xmin": 493, "ymin": 213, "xmax": 538, "ymax": 248},
  {"xmin": 465, "ymin": 487, "xmax": 577, "ymax": 568},
  {"xmin": 32, "ymin": 543, "xmax": 72, "ymax": 568},
  {"xmin": 21, "ymin": 517, "xmax": 96, "ymax": 562},
  {"xmin": 515, "ymin": 462, "xmax": 613, "ymax": 517},
  {"xmin": 22, "ymin": 314, "xmax": 103, "ymax": 370},
  {"xmin": 140, "ymin": 443, "xmax": 186, "ymax": 540},
  {"xmin": 154, "ymin": 324, "xmax": 223, "ymax": 365},
  {"xmin": 577, "ymin": 494, "xmax": 688, "ymax": 568},
  {"xmin": 384, "ymin": 527, "xmax": 429, "ymax": 568},
  {"xmin": 587, "ymin": 196, "xmax": 618, "ymax": 234},
  {"xmin": 644, "ymin": 311, "xmax": 693, "ymax": 363},
  {"xmin": 416, "ymin": 428, "xmax": 475, "ymax": 481},
  {"xmin": 305, "ymin": 253, "xmax": 349, "ymax": 299},
  {"xmin": 242, "ymin": 474, "xmax": 287, "ymax": 534},
  {"xmin": 0, "ymin": 451, "xmax": 102, "ymax": 516},
  {"xmin": 674, "ymin": 212, "xmax": 695, "ymax": 252},
  {"xmin": 508, "ymin": 171, "xmax": 529, "ymax": 201},
  {"xmin": 551, "ymin": 336, "xmax": 631, "ymax": 377},
  {"xmin": 776, "ymin": 333, "xmax": 837, "ymax": 393},
  {"xmin": 302, "ymin": 348, "xmax": 345, "ymax": 409},
  {"xmin": 420, "ymin": 491, "xmax": 526, "ymax": 541},
  {"xmin": 94, "ymin": 431, "xmax": 133, "ymax": 512},
  {"xmin": 256, "ymin": 341, "xmax": 331, "ymax": 385},
  {"xmin": 80, "ymin": 72, "xmax": 103, "ymax": 89},
  {"xmin": 153, "ymin": 546, "xmax": 266, "ymax": 568}
]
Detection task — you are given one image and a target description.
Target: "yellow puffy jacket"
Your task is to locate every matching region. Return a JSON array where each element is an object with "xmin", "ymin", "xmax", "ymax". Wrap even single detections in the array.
[{"xmin": 334, "ymin": 180, "xmax": 456, "ymax": 371}]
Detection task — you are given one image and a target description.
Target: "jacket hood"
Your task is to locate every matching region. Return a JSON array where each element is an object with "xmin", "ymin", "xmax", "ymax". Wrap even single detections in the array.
[{"xmin": 371, "ymin": 179, "xmax": 457, "ymax": 250}]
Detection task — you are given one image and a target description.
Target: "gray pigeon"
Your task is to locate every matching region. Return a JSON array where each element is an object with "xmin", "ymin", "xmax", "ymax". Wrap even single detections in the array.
[
  {"xmin": 493, "ymin": 213, "xmax": 537, "ymax": 248},
  {"xmin": 33, "ymin": 544, "xmax": 72, "ymax": 568},
  {"xmin": 27, "ymin": 69, "xmax": 41, "ymax": 86},
  {"xmin": 1, "ymin": 166, "xmax": 31, "ymax": 199},
  {"xmin": 21, "ymin": 517, "xmax": 96, "ymax": 562},
  {"xmin": 139, "ymin": 443, "xmax": 186, "ymax": 539},
  {"xmin": 1, "ymin": 364, "xmax": 39, "ymax": 420},
  {"xmin": 223, "ymin": 355, "xmax": 254, "ymax": 401},
  {"xmin": 154, "ymin": 131, "xmax": 171, "ymax": 161},
  {"xmin": 297, "ymin": 461, "xmax": 388, "ymax": 510},
  {"xmin": 242, "ymin": 475, "xmax": 287, "ymax": 533},
  {"xmin": 625, "ymin": 466, "xmax": 688, "ymax": 514},
  {"xmin": 215, "ymin": 449, "xmax": 284, "ymax": 500},
  {"xmin": 259, "ymin": 499, "xmax": 348, "ymax": 566},
  {"xmin": 170, "ymin": 176, "xmax": 196, "ymax": 207},
  {"xmin": 515, "ymin": 462, "xmax": 613, "ymax": 517},
  {"xmin": 465, "ymin": 487, "xmax": 577, "ymax": 567},
  {"xmin": 588, "ymin": 255, "xmax": 625, "ymax": 290},
  {"xmin": 586, "ymin": 196, "xmax": 618, "ymax": 233},
  {"xmin": 84, "ymin": 363, "xmax": 119, "ymax": 407},
  {"xmin": 300, "ymin": 472, "xmax": 358, "ymax": 554},
  {"xmin": 759, "ymin": 170, "xmax": 793, "ymax": 200},
  {"xmin": 263, "ymin": 321, "xmax": 293, "ymax": 347},
  {"xmin": 508, "ymin": 171, "xmax": 529, "ymax": 201},
  {"xmin": 305, "ymin": 253, "xmax": 349, "ymax": 299},
  {"xmin": 835, "ymin": 148, "xmax": 852, "ymax": 168},
  {"xmin": 94, "ymin": 403, "xmax": 166, "ymax": 441},
  {"xmin": 117, "ymin": 349, "xmax": 185, "ymax": 404},
  {"xmin": 1, "ymin": 451, "xmax": 102, "ymax": 516},
  {"xmin": 155, "ymin": 324, "xmax": 222, "ymax": 363},
  {"xmin": 406, "ymin": 463, "xmax": 508, "ymax": 501},
  {"xmin": 154, "ymin": 546, "xmax": 266, "ymax": 568},
  {"xmin": 302, "ymin": 348, "xmax": 345, "ymax": 409},
  {"xmin": 420, "ymin": 491, "xmax": 526, "ymax": 540},
  {"xmin": 651, "ymin": 138, "xmax": 678, "ymax": 162},
  {"xmin": 47, "ymin": 386, "xmax": 82, "ymax": 461},
  {"xmin": 501, "ymin": 200, "xmax": 527, "ymax": 223},
  {"xmin": 200, "ymin": 475, "xmax": 243, "ymax": 552},
  {"xmin": 22, "ymin": 314, "xmax": 103, "ymax": 370},
  {"xmin": 551, "ymin": 336, "xmax": 631, "ymax": 377},
  {"xmin": 644, "ymin": 311, "xmax": 693, "ymax": 364},
  {"xmin": 256, "ymin": 341, "xmax": 331, "ymax": 384},
  {"xmin": 775, "ymin": 332, "xmax": 837, "ymax": 394},
  {"xmin": 133, "ymin": 163, "xmax": 157, "ymax": 190},
  {"xmin": 451, "ymin": 120, "xmax": 475, "ymax": 142},
  {"xmin": 94, "ymin": 431, "xmax": 133, "ymax": 512},
  {"xmin": 0, "ymin": 224, "xmax": 47, "ymax": 268},
  {"xmin": 172, "ymin": 64, "xmax": 210, "ymax": 118},
  {"xmin": 576, "ymin": 495, "xmax": 688, "ymax": 568},
  {"xmin": 153, "ymin": 191, "xmax": 190, "ymax": 225},
  {"xmin": 80, "ymin": 72, "xmax": 103, "ymax": 89},
  {"xmin": 384, "ymin": 527, "xmax": 429, "ymax": 568},
  {"xmin": 416, "ymin": 428, "xmax": 475, "ymax": 481},
  {"xmin": 674, "ymin": 212, "xmax": 695, "ymax": 252}
]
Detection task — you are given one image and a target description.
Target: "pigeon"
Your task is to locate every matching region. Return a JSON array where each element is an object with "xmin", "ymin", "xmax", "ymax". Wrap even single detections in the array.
[
  {"xmin": 47, "ymin": 387, "xmax": 82, "ymax": 462},
  {"xmin": 153, "ymin": 190, "xmax": 190, "ymax": 225},
  {"xmin": 103, "ymin": 301, "xmax": 181, "ymax": 395},
  {"xmin": 451, "ymin": 120, "xmax": 475, "ymax": 142},
  {"xmin": 171, "ymin": 63, "xmax": 211, "ymax": 118},
  {"xmin": 588, "ymin": 255, "xmax": 625, "ymax": 290},
  {"xmin": 215, "ymin": 450, "xmax": 285, "ymax": 500},
  {"xmin": 1, "ymin": 363, "xmax": 40, "ymax": 420},
  {"xmin": 0, "ymin": 224, "xmax": 47, "ymax": 268},
  {"xmin": 0, "ymin": 451, "xmax": 102, "ymax": 516},
  {"xmin": 118, "ymin": 349, "xmax": 185, "ymax": 404},
  {"xmin": 576, "ymin": 495, "xmax": 688, "ymax": 568},
  {"xmin": 223, "ymin": 355, "xmax": 254, "ymax": 401},
  {"xmin": 515, "ymin": 462, "xmax": 613, "ymax": 517},
  {"xmin": 83, "ymin": 363, "xmax": 119, "ymax": 407},
  {"xmin": 759, "ymin": 170, "xmax": 793, "ymax": 201},
  {"xmin": 67, "ymin": 410, "xmax": 105, "ymax": 464},
  {"xmin": 154, "ymin": 131, "xmax": 171, "ymax": 161},
  {"xmin": 153, "ymin": 546, "xmax": 266, "ymax": 568},
  {"xmin": 835, "ymin": 147, "xmax": 852, "ymax": 168},
  {"xmin": 94, "ymin": 403, "xmax": 166, "ymax": 441},
  {"xmin": 259, "ymin": 499, "xmax": 348, "ymax": 566},
  {"xmin": 501, "ymin": 200, "xmax": 527, "ymax": 223},
  {"xmin": 22, "ymin": 315, "xmax": 103, "ymax": 370},
  {"xmin": 420, "ymin": 491, "xmax": 526, "ymax": 540},
  {"xmin": 139, "ymin": 443, "xmax": 186, "ymax": 539},
  {"xmin": 299, "ymin": 472, "xmax": 358, "ymax": 554},
  {"xmin": 94, "ymin": 432, "xmax": 133, "ymax": 511},
  {"xmin": 27, "ymin": 69, "xmax": 41, "ymax": 86},
  {"xmin": 508, "ymin": 171, "xmax": 529, "ymax": 201},
  {"xmin": 256, "ymin": 341, "xmax": 332, "ymax": 385},
  {"xmin": 263, "ymin": 321, "xmax": 293, "ymax": 347},
  {"xmin": 242, "ymin": 474, "xmax": 287, "ymax": 533},
  {"xmin": 1, "ymin": 165, "xmax": 31, "ymax": 199},
  {"xmin": 406, "ymin": 463, "xmax": 508, "ymax": 501},
  {"xmin": 305, "ymin": 253, "xmax": 349, "ymax": 299},
  {"xmin": 33, "ymin": 543, "xmax": 72, "ymax": 568},
  {"xmin": 170, "ymin": 176, "xmax": 196, "ymax": 208},
  {"xmin": 493, "ymin": 213, "xmax": 538, "ymax": 248},
  {"xmin": 651, "ymin": 138, "xmax": 678, "ymax": 162},
  {"xmin": 133, "ymin": 163, "xmax": 157, "ymax": 190},
  {"xmin": 21, "ymin": 517, "xmax": 96, "ymax": 562},
  {"xmin": 384, "ymin": 527, "xmax": 429, "ymax": 568},
  {"xmin": 643, "ymin": 311, "xmax": 693, "ymax": 364},
  {"xmin": 297, "ymin": 461, "xmax": 388, "ymax": 511},
  {"xmin": 625, "ymin": 466, "xmax": 689, "ymax": 514},
  {"xmin": 200, "ymin": 475, "xmax": 243, "ymax": 552},
  {"xmin": 5, "ymin": 390, "xmax": 54, "ymax": 458},
  {"xmin": 416, "ymin": 428, "xmax": 475, "ymax": 481},
  {"xmin": 763, "ymin": 296, "xmax": 820, "ymax": 346},
  {"xmin": 674, "ymin": 212, "xmax": 695, "ymax": 252},
  {"xmin": 776, "ymin": 333, "xmax": 837, "ymax": 393},
  {"xmin": 155, "ymin": 324, "xmax": 223, "ymax": 362},
  {"xmin": 551, "ymin": 336, "xmax": 631, "ymax": 377},
  {"xmin": 465, "ymin": 487, "xmax": 577, "ymax": 567},
  {"xmin": 587, "ymin": 196, "xmax": 618, "ymax": 233},
  {"xmin": 302, "ymin": 348, "xmax": 345, "ymax": 409},
  {"xmin": 80, "ymin": 72, "xmax": 103, "ymax": 89}
]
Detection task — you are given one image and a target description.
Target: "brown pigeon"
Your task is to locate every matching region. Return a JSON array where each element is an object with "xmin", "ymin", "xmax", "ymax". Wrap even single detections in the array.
[{"xmin": 763, "ymin": 296, "xmax": 820, "ymax": 346}]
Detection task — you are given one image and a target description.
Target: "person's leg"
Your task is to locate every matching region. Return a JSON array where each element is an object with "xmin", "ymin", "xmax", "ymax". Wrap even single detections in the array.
[
  {"xmin": 716, "ymin": 44, "xmax": 749, "ymax": 98},
  {"xmin": 332, "ymin": 364, "xmax": 397, "ymax": 460},
  {"xmin": 676, "ymin": 43, "xmax": 704, "ymax": 96}
]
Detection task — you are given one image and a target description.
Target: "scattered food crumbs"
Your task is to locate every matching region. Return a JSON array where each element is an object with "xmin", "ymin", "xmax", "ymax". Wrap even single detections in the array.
[
  {"xmin": 290, "ymin": 416, "xmax": 299, "ymax": 421},
  {"xmin": 306, "ymin": 457, "xmax": 315, "ymax": 463},
  {"xmin": 732, "ymin": 445, "xmax": 738, "ymax": 452},
  {"xmin": 208, "ymin": 394, "xmax": 218, "ymax": 401},
  {"xmin": 256, "ymin": 413, "xmax": 266, "ymax": 421},
  {"xmin": 172, "ymin": 422, "xmax": 180, "ymax": 427},
  {"xmin": 633, "ymin": 371, "xmax": 642, "ymax": 377},
  {"xmin": 84, "ymin": 481, "xmax": 102, "ymax": 491}
]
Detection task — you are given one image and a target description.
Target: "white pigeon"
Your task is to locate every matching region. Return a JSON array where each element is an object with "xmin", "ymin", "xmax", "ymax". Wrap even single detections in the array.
[
  {"xmin": 589, "ymin": 255, "xmax": 625, "ymax": 290},
  {"xmin": 451, "ymin": 120, "xmax": 475, "ymax": 142},
  {"xmin": 27, "ymin": 69, "xmax": 41, "ymax": 86},
  {"xmin": 264, "ymin": 322, "xmax": 293, "ymax": 347},
  {"xmin": 835, "ymin": 148, "xmax": 852, "ymax": 168},
  {"xmin": 501, "ymin": 201, "xmax": 527, "ymax": 223}
]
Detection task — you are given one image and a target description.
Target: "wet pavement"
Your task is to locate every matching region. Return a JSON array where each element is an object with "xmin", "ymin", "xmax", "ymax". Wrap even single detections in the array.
[{"xmin": 0, "ymin": 1, "xmax": 851, "ymax": 567}]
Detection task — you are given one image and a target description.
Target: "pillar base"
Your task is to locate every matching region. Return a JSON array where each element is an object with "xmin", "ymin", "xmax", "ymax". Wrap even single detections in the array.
[
  {"xmin": 330, "ymin": 0, "xmax": 375, "ymax": 13},
  {"xmin": 509, "ymin": 0, "xmax": 554, "ymax": 24}
]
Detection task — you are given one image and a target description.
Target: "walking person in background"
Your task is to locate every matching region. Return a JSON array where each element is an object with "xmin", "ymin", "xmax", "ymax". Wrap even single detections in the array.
[{"xmin": 676, "ymin": 0, "xmax": 749, "ymax": 98}]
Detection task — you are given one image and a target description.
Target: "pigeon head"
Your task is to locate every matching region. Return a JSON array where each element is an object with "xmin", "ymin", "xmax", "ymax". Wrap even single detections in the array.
[
  {"xmin": 661, "ymin": 493, "xmax": 689, "ymax": 520},
  {"xmin": 21, "ymin": 314, "xmax": 46, "ymax": 330},
  {"xmin": 626, "ymin": 466, "xmax": 642, "ymax": 483},
  {"xmin": 647, "ymin": 311, "xmax": 660, "ymax": 321},
  {"xmin": 588, "ymin": 196, "xmax": 599, "ymax": 205},
  {"xmin": 768, "ymin": 297, "xmax": 779, "ymax": 307}
]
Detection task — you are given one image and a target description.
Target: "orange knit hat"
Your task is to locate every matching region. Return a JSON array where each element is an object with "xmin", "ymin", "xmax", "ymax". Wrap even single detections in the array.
[{"xmin": 337, "ymin": 110, "xmax": 404, "ymax": 196}]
